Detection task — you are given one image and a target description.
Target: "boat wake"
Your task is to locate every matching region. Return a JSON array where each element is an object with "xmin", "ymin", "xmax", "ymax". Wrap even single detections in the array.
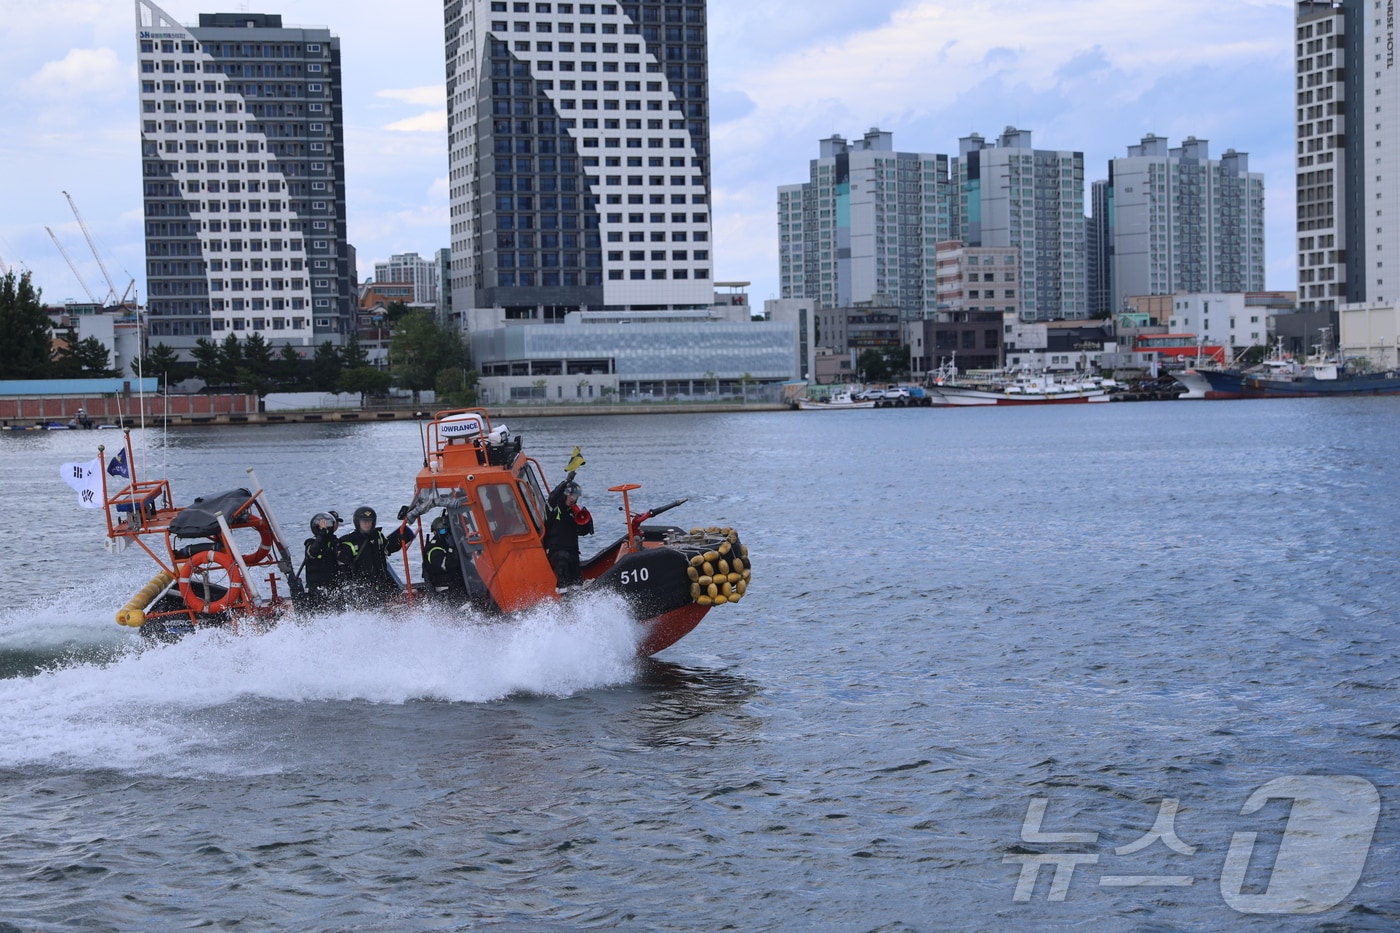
[{"xmin": 0, "ymin": 587, "xmax": 645, "ymax": 774}]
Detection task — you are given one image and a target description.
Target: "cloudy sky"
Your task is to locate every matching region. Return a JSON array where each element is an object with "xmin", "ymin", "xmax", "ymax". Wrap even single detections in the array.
[{"xmin": 0, "ymin": 0, "xmax": 1295, "ymax": 310}]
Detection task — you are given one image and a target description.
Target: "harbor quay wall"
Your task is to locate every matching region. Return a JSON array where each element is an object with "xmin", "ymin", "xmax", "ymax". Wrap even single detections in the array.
[
  {"xmin": 0, "ymin": 393, "xmax": 259, "ymax": 426},
  {"xmin": 1, "ymin": 392, "xmax": 786, "ymax": 427}
]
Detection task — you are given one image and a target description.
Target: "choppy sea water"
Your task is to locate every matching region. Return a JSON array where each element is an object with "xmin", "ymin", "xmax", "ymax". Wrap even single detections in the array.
[{"xmin": 0, "ymin": 401, "xmax": 1397, "ymax": 931}]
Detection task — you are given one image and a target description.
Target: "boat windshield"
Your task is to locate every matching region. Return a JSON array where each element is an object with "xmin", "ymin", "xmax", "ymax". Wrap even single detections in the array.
[
  {"xmin": 477, "ymin": 483, "xmax": 531, "ymax": 539},
  {"xmin": 445, "ymin": 506, "xmax": 480, "ymax": 547},
  {"xmin": 518, "ymin": 468, "xmax": 547, "ymax": 534}
]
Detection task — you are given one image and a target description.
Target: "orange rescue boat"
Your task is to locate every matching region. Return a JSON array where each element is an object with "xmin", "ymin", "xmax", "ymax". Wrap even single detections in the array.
[{"xmin": 98, "ymin": 408, "xmax": 750, "ymax": 657}]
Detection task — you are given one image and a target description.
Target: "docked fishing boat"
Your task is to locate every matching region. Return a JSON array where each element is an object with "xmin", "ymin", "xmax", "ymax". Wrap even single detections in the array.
[
  {"xmin": 1194, "ymin": 336, "xmax": 1400, "ymax": 399},
  {"xmin": 1169, "ymin": 368, "xmax": 1213, "ymax": 400},
  {"xmin": 93, "ymin": 409, "xmax": 749, "ymax": 656},
  {"xmin": 928, "ymin": 367, "xmax": 1119, "ymax": 406},
  {"xmin": 793, "ymin": 387, "xmax": 877, "ymax": 410}
]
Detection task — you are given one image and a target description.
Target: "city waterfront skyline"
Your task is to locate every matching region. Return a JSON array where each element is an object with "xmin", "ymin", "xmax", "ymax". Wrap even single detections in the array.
[{"xmin": 0, "ymin": 0, "xmax": 1296, "ymax": 312}]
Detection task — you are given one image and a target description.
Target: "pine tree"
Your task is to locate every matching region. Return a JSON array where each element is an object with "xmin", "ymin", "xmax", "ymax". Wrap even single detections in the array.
[{"xmin": 0, "ymin": 272, "xmax": 54, "ymax": 379}]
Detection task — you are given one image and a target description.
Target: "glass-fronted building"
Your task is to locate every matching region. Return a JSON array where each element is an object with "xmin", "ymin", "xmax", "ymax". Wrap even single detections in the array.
[{"xmin": 469, "ymin": 307, "xmax": 796, "ymax": 402}]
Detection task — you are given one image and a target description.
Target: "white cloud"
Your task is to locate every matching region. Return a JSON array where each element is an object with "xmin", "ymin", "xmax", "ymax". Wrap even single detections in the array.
[
  {"xmin": 23, "ymin": 48, "xmax": 126, "ymax": 100},
  {"xmin": 377, "ymin": 86, "xmax": 446, "ymax": 107},
  {"xmin": 385, "ymin": 111, "xmax": 448, "ymax": 134},
  {"xmin": 721, "ymin": 0, "xmax": 1288, "ymax": 130},
  {"xmin": 374, "ymin": 86, "xmax": 446, "ymax": 134}
]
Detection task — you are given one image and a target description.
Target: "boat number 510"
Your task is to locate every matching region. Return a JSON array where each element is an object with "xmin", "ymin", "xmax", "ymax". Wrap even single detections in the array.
[{"xmin": 619, "ymin": 567, "xmax": 650, "ymax": 585}]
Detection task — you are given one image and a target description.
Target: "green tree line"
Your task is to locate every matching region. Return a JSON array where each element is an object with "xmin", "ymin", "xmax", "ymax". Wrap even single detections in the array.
[
  {"xmin": 0, "ymin": 274, "xmax": 478, "ymax": 404},
  {"xmin": 0, "ymin": 271, "xmax": 124, "ymax": 379}
]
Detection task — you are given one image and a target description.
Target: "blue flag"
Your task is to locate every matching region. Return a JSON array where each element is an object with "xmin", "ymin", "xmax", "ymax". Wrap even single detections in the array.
[{"xmin": 107, "ymin": 449, "xmax": 129, "ymax": 478}]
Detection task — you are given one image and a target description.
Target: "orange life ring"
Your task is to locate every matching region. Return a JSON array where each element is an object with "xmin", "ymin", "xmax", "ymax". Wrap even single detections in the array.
[
  {"xmin": 239, "ymin": 514, "xmax": 274, "ymax": 565},
  {"xmin": 178, "ymin": 549, "xmax": 244, "ymax": 614}
]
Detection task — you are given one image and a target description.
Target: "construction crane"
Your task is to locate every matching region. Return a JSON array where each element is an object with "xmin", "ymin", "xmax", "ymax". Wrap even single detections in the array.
[
  {"xmin": 45, "ymin": 226, "xmax": 101, "ymax": 304},
  {"xmin": 62, "ymin": 190, "xmax": 120, "ymax": 305}
]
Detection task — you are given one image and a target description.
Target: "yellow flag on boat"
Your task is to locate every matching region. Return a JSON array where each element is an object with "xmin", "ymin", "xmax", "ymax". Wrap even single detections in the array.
[
  {"xmin": 60, "ymin": 457, "xmax": 104, "ymax": 509},
  {"xmin": 565, "ymin": 447, "xmax": 586, "ymax": 472}
]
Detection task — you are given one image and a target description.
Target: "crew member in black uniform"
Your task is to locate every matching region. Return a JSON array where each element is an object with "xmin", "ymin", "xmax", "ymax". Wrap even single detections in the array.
[
  {"xmin": 338, "ymin": 505, "xmax": 414, "ymax": 606},
  {"xmin": 544, "ymin": 474, "xmax": 594, "ymax": 590},
  {"xmin": 302, "ymin": 510, "xmax": 342, "ymax": 609},
  {"xmin": 422, "ymin": 513, "xmax": 466, "ymax": 599}
]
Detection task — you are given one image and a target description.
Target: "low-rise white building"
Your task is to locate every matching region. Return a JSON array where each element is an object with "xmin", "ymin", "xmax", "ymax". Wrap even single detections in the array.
[
  {"xmin": 48, "ymin": 303, "xmax": 144, "ymax": 376},
  {"xmin": 1164, "ymin": 293, "xmax": 1268, "ymax": 353},
  {"xmin": 1339, "ymin": 302, "xmax": 1400, "ymax": 369}
]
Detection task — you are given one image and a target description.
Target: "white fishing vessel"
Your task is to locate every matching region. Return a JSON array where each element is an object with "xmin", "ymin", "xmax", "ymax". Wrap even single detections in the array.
[
  {"xmin": 929, "ymin": 367, "xmax": 1118, "ymax": 406},
  {"xmin": 793, "ymin": 388, "xmax": 878, "ymax": 410}
]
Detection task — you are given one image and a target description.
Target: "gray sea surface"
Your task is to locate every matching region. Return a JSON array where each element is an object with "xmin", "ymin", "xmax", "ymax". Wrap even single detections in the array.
[{"xmin": 0, "ymin": 401, "xmax": 1396, "ymax": 930}]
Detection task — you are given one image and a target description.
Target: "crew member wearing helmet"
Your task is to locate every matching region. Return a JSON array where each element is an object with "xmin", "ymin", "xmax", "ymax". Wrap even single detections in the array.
[
  {"xmin": 302, "ymin": 510, "xmax": 342, "ymax": 609},
  {"xmin": 338, "ymin": 505, "xmax": 415, "ymax": 605},
  {"xmin": 422, "ymin": 513, "xmax": 466, "ymax": 598},
  {"xmin": 544, "ymin": 472, "xmax": 594, "ymax": 590}
]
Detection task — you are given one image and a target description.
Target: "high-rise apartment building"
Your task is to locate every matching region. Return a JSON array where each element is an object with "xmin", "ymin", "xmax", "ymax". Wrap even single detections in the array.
[
  {"xmin": 953, "ymin": 128, "xmax": 1087, "ymax": 320},
  {"xmin": 1087, "ymin": 180, "xmax": 1111, "ymax": 317},
  {"xmin": 373, "ymin": 251, "xmax": 439, "ymax": 305},
  {"xmin": 135, "ymin": 1, "xmax": 354, "ymax": 354},
  {"xmin": 443, "ymin": 0, "xmax": 713, "ymax": 318},
  {"xmin": 434, "ymin": 247, "xmax": 453, "ymax": 323},
  {"xmin": 1105, "ymin": 134, "xmax": 1266, "ymax": 312},
  {"xmin": 777, "ymin": 129, "xmax": 951, "ymax": 316},
  {"xmin": 1364, "ymin": 0, "xmax": 1400, "ymax": 305},
  {"xmin": 1296, "ymin": 0, "xmax": 1362, "ymax": 312}
]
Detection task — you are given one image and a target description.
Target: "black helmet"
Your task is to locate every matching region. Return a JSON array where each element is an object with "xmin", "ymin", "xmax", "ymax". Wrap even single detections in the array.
[
  {"xmin": 353, "ymin": 506, "xmax": 376, "ymax": 527},
  {"xmin": 310, "ymin": 512, "xmax": 339, "ymax": 535},
  {"xmin": 563, "ymin": 481, "xmax": 581, "ymax": 498},
  {"xmin": 431, "ymin": 515, "xmax": 449, "ymax": 537}
]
